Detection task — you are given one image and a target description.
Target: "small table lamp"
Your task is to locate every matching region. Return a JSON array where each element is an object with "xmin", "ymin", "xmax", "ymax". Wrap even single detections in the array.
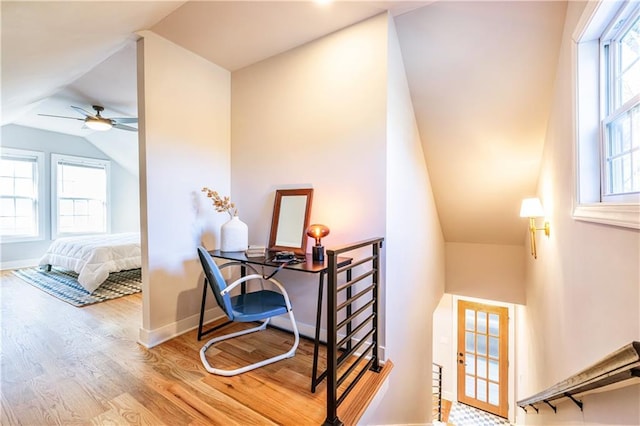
[{"xmin": 306, "ymin": 224, "xmax": 330, "ymax": 262}]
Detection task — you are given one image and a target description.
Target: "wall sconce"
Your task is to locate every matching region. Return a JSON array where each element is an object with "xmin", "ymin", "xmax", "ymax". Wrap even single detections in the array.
[
  {"xmin": 520, "ymin": 198, "xmax": 550, "ymax": 259},
  {"xmin": 306, "ymin": 224, "xmax": 330, "ymax": 262}
]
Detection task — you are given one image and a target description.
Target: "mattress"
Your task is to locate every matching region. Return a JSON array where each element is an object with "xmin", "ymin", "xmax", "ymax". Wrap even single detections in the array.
[{"xmin": 38, "ymin": 232, "xmax": 141, "ymax": 293}]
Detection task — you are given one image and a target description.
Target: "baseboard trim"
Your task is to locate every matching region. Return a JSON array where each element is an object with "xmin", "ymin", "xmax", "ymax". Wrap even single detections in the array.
[
  {"xmin": 138, "ymin": 312, "xmax": 386, "ymax": 361},
  {"xmin": 138, "ymin": 306, "xmax": 224, "ymax": 348},
  {"xmin": 1, "ymin": 258, "xmax": 40, "ymax": 271}
]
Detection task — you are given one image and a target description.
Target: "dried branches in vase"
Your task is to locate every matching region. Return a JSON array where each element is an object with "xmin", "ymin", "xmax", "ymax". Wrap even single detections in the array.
[{"xmin": 201, "ymin": 187, "xmax": 238, "ymax": 218}]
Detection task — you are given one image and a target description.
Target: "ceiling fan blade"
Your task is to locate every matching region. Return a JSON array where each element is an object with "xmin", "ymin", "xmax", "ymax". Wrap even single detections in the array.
[
  {"xmin": 38, "ymin": 113, "xmax": 84, "ymax": 121},
  {"xmin": 112, "ymin": 123, "xmax": 138, "ymax": 132},
  {"xmin": 70, "ymin": 105, "xmax": 95, "ymax": 118},
  {"xmin": 111, "ymin": 117, "xmax": 138, "ymax": 124}
]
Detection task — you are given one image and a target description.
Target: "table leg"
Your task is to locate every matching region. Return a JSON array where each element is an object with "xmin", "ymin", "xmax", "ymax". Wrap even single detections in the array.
[{"xmin": 311, "ymin": 272, "xmax": 325, "ymax": 393}]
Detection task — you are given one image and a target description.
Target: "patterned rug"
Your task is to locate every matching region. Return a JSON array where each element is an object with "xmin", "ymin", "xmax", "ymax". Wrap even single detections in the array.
[{"xmin": 12, "ymin": 267, "xmax": 141, "ymax": 307}]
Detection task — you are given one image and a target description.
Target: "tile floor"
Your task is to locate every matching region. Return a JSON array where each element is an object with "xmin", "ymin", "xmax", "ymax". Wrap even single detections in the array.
[{"xmin": 443, "ymin": 401, "xmax": 512, "ymax": 426}]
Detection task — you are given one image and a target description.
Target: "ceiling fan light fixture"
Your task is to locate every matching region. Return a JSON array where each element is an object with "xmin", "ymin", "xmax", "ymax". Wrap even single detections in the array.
[{"xmin": 85, "ymin": 118, "xmax": 113, "ymax": 131}]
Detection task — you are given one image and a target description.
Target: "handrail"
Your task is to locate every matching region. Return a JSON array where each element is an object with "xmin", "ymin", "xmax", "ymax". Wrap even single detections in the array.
[
  {"xmin": 517, "ymin": 341, "xmax": 640, "ymax": 413},
  {"xmin": 323, "ymin": 237, "xmax": 384, "ymax": 426}
]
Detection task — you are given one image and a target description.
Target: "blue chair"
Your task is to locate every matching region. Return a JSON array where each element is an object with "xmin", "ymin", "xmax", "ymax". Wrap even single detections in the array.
[{"xmin": 197, "ymin": 247, "xmax": 299, "ymax": 376}]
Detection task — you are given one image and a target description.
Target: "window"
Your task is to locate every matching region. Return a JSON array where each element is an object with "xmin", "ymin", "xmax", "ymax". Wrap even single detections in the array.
[
  {"xmin": 601, "ymin": 7, "xmax": 640, "ymax": 199},
  {"xmin": 574, "ymin": 1, "xmax": 640, "ymax": 228},
  {"xmin": 52, "ymin": 154, "xmax": 110, "ymax": 237},
  {"xmin": 0, "ymin": 148, "xmax": 45, "ymax": 242}
]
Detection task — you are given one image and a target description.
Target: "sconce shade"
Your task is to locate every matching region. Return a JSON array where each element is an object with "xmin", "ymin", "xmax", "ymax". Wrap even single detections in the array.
[
  {"xmin": 520, "ymin": 198, "xmax": 545, "ymax": 218},
  {"xmin": 520, "ymin": 197, "xmax": 550, "ymax": 260},
  {"xmin": 306, "ymin": 224, "xmax": 330, "ymax": 246}
]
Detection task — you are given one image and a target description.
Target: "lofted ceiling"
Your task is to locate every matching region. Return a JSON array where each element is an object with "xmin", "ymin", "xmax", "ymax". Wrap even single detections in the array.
[{"xmin": 0, "ymin": 0, "xmax": 567, "ymax": 246}]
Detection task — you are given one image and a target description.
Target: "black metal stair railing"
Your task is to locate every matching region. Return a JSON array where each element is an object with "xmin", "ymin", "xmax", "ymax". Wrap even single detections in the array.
[
  {"xmin": 432, "ymin": 363, "xmax": 443, "ymax": 422},
  {"xmin": 323, "ymin": 237, "xmax": 384, "ymax": 426}
]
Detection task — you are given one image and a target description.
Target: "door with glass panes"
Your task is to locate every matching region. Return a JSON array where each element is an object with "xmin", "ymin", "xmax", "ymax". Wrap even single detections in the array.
[{"xmin": 457, "ymin": 300, "xmax": 508, "ymax": 418}]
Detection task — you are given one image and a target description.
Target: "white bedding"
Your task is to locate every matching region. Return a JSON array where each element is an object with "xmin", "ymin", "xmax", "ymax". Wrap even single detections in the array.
[{"xmin": 38, "ymin": 232, "xmax": 141, "ymax": 293}]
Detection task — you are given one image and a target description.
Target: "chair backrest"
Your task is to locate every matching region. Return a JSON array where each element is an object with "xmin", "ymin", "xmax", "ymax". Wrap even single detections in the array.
[{"xmin": 197, "ymin": 247, "xmax": 234, "ymax": 320}]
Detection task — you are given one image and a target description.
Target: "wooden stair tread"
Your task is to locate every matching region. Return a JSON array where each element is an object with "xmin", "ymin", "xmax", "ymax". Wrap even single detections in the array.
[{"xmin": 339, "ymin": 360, "xmax": 394, "ymax": 426}]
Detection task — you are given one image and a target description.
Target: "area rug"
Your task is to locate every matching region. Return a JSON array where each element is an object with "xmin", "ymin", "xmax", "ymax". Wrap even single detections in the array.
[{"xmin": 12, "ymin": 267, "xmax": 141, "ymax": 307}]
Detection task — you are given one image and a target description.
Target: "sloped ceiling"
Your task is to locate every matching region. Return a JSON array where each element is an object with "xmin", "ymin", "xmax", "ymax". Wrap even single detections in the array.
[
  {"xmin": 1, "ymin": 0, "xmax": 567, "ymax": 246},
  {"xmin": 396, "ymin": 1, "xmax": 566, "ymax": 244}
]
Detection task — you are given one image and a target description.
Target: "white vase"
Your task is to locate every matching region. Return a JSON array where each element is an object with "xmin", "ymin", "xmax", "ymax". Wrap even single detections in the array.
[{"xmin": 220, "ymin": 215, "xmax": 248, "ymax": 252}]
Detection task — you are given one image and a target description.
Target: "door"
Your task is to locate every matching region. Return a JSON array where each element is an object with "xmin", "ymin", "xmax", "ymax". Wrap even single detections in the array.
[{"xmin": 457, "ymin": 300, "xmax": 508, "ymax": 418}]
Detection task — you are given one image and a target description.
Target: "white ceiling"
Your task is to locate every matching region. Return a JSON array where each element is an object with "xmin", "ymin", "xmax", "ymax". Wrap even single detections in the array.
[{"xmin": 0, "ymin": 0, "xmax": 567, "ymax": 246}]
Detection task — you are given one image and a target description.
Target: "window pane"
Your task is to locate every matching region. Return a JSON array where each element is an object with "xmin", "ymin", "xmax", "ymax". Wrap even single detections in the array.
[
  {"xmin": 59, "ymin": 199, "xmax": 73, "ymax": 216},
  {"xmin": 466, "ymin": 353, "xmax": 475, "ymax": 375},
  {"xmin": 14, "ymin": 177, "xmax": 33, "ymax": 197},
  {"xmin": 477, "ymin": 334, "xmax": 487, "ymax": 356},
  {"xmin": 477, "ymin": 311, "xmax": 487, "ymax": 333},
  {"xmin": 477, "ymin": 378, "xmax": 487, "ymax": 402},
  {"xmin": 633, "ymin": 151, "xmax": 640, "ymax": 190},
  {"xmin": 0, "ymin": 159, "xmax": 14, "ymax": 176},
  {"xmin": 0, "ymin": 177, "xmax": 14, "ymax": 196},
  {"xmin": 60, "ymin": 216, "xmax": 74, "ymax": 231},
  {"xmin": 489, "ymin": 382, "xmax": 500, "ymax": 406},
  {"xmin": 465, "ymin": 309, "xmax": 475, "ymax": 331},
  {"xmin": 620, "ymin": 16, "xmax": 640, "ymax": 105},
  {"xmin": 489, "ymin": 313, "xmax": 499, "ymax": 336},
  {"xmin": 12, "ymin": 160, "xmax": 33, "ymax": 178},
  {"xmin": 55, "ymin": 158, "xmax": 108, "ymax": 234},
  {"xmin": 465, "ymin": 375, "xmax": 475, "ymax": 398},
  {"xmin": 489, "ymin": 336, "xmax": 499, "ymax": 358},
  {"xmin": 75, "ymin": 216, "xmax": 89, "ymax": 231},
  {"xmin": 74, "ymin": 199, "xmax": 88, "ymax": 216},
  {"xmin": 0, "ymin": 216, "xmax": 15, "ymax": 233},
  {"xmin": 15, "ymin": 216, "xmax": 33, "ymax": 233},
  {"xmin": 623, "ymin": 154, "xmax": 632, "ymax": 192},
  {"xmin": 15, "ymin": 198, "xmax": 33, "ymax": 217},
  {"xmin": 0, "ymin": 198, "xmax": 15, "ymax": 215},
  {"xmin": 634, "ymin": 106, "xmax": 640, "ymax": 148},
  {"xmin": 621, "ymin": 61, "xmax": 640, "ymax": 105},
  {"xmin": 477, "ymin": 356, "xmax": 487, "ymax": 379},
  {"xmin": 0, "ymin": 154, "xmax": 40, "ymax": 239},
  {"xmin": 489, "ymin": 359, "xmax": 499, "ymax": 382},
  {"xmin": 465, "ymin": 331, "xmax": 475, "ymax": 353}
]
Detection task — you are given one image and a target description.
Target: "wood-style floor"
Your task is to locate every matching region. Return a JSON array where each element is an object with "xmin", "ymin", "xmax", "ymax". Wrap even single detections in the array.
[{"xmin": 1, "ymin": 270, "xmax": 391, "ymax": 425}]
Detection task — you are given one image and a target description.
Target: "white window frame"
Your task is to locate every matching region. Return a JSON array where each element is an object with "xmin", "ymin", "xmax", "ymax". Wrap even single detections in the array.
[
  {"xmin": 573, "ymin": 0, "xmax": 640, "ymax": 229},
  {"xmin": 51, "ymin": 154, "xmax": 111, "ymax": 239},
  {"xmin": 0, "ymin": 148, "xmax": 45, "ymax": 243}
]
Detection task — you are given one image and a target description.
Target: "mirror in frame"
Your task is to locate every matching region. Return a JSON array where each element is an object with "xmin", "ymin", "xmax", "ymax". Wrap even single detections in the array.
[{"xmin": 268, "ymin": 188, "xmax": 313, "ymax": 255}]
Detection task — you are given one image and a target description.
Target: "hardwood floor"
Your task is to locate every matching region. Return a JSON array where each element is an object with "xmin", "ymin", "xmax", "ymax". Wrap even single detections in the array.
[{"xmin": 1, "ymin": 270, "xmax": 390, "ymax": 425}]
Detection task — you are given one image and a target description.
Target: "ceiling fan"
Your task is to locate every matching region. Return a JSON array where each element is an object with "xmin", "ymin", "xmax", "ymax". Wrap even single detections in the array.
[{"xmin": 39, "ymin": 105, "xmax": 138, "ymax": 132}]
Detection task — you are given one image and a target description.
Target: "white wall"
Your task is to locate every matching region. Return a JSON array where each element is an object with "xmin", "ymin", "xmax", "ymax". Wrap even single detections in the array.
[
  {"xmin": 231, "ymin": 13, "xmax": 445, "ymax": 425},
  {"xmin": 432, "ymin": 294, "xmax": 455, "ymax": 402},
  {"xmin": 446, "ymin": 242, "xmax": 525, "ymax": 305},
  {"xmin": 516, "ymin": 2, "xmax": 640, "ymax": 424},
  {"xmin": 136, "ymin": 31, "xmax": 231, "ymax": 347},
  {"xmin": 0, "ymin": 124, "xmax": 139, "ymax": 268},
  {"xmin": 231, "ymin": 14, "xmax": 388, "ymax": 332},
  {"xmin": 367, "ymin": 16, "xmax": 446, "ymax": 425}
]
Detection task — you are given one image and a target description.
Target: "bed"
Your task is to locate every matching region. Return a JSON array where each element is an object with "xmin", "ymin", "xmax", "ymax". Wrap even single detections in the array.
[{"xmin": 38, "ymin": 232, "xmax": 141, "ymax": 293}]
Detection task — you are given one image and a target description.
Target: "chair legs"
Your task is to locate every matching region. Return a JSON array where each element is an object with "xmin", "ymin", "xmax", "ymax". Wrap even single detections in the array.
[{"xmin": 200, "ymin": 312, "xmax": 300, "ymax": 376}]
